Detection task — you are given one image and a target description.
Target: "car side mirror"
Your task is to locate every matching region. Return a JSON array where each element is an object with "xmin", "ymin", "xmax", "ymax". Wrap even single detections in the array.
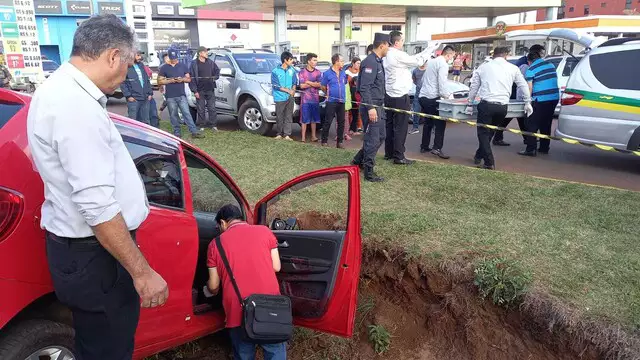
[{"xmin": 220, "ymin": 68, "xmax": 234, "ymax": 77}]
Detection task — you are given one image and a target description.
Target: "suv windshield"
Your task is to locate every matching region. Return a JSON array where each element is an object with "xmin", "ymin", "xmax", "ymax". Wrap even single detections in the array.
[{"xmin": 232, "ymin": 53, "xmax": 281, "ymax": 74}]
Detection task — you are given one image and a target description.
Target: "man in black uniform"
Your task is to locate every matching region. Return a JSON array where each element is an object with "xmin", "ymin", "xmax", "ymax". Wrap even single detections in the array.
[{"xmin": 352, "ymin": 33, "xmax": 390, "ymax": 182}]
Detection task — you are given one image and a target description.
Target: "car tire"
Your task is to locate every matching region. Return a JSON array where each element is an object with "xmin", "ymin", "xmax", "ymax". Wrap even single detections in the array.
[
  {"xmin": 0, "ymin": 319, "xmax": 76, "ymax": 360},
  {"xmin": 238, "ymin": 99, "xmax": 273, "ymax": 135}
]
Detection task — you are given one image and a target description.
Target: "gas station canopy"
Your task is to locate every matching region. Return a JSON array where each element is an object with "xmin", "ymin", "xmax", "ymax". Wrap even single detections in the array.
[{"xmin": 181, "ymin": 0, "xmax": 559, "ymax": 18}]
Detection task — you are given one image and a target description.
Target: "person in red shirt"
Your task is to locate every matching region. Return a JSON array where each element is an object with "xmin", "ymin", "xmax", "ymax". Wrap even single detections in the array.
[{"xmin": 206, "ymin": 204, "xmax": 285, "ymax": 360}]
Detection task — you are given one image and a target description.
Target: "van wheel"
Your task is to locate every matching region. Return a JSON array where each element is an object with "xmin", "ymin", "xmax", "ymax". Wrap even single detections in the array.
[
  {"xmin": 238, "ymin": 99, "xmax": 273, "ymax": 135},
  {"xmin": 0, "ymin": 320, "xmax": 76, "ymax": 360}
]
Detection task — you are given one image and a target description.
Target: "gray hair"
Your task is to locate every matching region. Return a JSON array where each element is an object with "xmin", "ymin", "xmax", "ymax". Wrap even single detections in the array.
[{"xmin": 71, "ymin": 14, "xmax": 136, "ymax": 63}]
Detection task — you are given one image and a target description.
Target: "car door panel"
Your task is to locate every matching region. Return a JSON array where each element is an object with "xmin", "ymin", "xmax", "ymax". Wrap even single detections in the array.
[{"xmin": 254, "ymin": 166, "xmax": 362, "ymax": 337}]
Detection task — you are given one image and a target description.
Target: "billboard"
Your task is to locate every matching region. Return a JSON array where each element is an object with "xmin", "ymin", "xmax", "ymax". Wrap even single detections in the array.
[{"xmin": 0, "ymin": 0, "xmax": 43, "ymax": 82}]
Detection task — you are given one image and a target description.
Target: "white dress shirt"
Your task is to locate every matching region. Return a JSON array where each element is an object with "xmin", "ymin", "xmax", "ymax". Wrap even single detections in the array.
[
  {"xmin": 383, "ymin": 47, "xmax": 431, "ymax": 98},
  {"xmin": 468, "ymin": 57, "xmax": 531, "ymax": 105},
  {"xmin": 419, "ymin": 56, "xmax": 451, "ymax": 100},
  {"xmin": 27, "ymin": 62, "xmax": 150, "ymax": 238}
]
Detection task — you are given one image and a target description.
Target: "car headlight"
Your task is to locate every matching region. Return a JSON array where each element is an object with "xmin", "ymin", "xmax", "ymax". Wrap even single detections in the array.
[{"xmin": 260, "ymin": 83, "xmax": 272, "ymax": 95}]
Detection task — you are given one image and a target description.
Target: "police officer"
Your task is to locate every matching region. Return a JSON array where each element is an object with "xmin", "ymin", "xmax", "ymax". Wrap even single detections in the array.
[{"xmin": 352, "ymin": 33, "xmax": 391, "ymax": 182}]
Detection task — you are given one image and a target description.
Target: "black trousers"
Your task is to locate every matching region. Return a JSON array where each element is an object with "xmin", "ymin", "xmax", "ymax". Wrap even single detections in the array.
[
  {"xmin": 46, "ymin": 231, "xmax": 140, "ymax": 360},
  {"xmin": 196, "ymin": 89, "xmax": 218, "ymax": 127},
  {"xmin": 353, "ymin": 106, "xmax": 386, "ymax": 169},
  {"xmin": 419, "ymin": 97, "xmax": 447, "ymax": 151},
  {"xmin": 493, "ymin": 117, "xmax": 526, "ymax": 143},
  {"xmin": 525, "ymin": 100, "xmax": 558, "ymax": 153},
  {"xmin": 475, "ymin": 101, "xmax": 508, "ymax": 167},
  {"xmin": 349, "ymin": 108, "xmax": 359, "ymax": 132},
  {"xmin": 322, "ymin": 102, "xmax": 346, "ymax": 144},
  {"xmin": 384, "ymin": 94, "xmax": 410, "ymax": 160}
]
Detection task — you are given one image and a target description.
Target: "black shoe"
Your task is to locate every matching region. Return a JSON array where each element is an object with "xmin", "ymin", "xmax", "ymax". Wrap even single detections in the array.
[
  {"xmin": 191, "ymin": 132, "xmax": 205, "ymax": 139},
  {"xmin": 420, "ymin": 147, "xmax": 432, "ymax": 153},
  {"xmin": 492, "ymin": 140, "xmax": 511, "ymax": 146},
  {"xmin": 393, "ymin": 158, "xmax": 415, "ymax": 165},
  {"xmin": 431, "ymin": 149, "xmax": 450, "ymax": 159},
  {"xmin": 538, "ymin": 149, "xmax": 549, "ymax": 154},
  {"xmin": 351, "ymin": 159, "xmax": 363, "ymax": 169},
  {"xmin": 473, "ymin": 157, "xmax": 482, "ymax": 165},
  {"xmin": 518, "ymin": 150, "xmax": 537, "ymax": 157},
  {"xmin": 384, "ymin": 155, "xmax": 392, "ymax": 160},
  {"xmin": 364, "ymin": 169, "xmax": 384, "ymax": 182},
  {"xmin": 479, "ymin": 164, "xmax": 495, "ymax": 170}
]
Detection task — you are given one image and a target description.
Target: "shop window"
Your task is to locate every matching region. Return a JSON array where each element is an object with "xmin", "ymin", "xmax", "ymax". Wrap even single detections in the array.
[
  {"xmin": 569, "ymin": 6, "xmax": 574, "ymax": 12},
  {"xmin": 584, "ymin": 5, "xmax": 590, "ymax": 15},
  {"xmin": 382, "ymin": 24, "xmax": 401, "ymax": 31}
]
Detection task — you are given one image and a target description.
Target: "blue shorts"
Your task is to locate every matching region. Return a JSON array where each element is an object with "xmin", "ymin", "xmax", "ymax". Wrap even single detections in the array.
[
  {"xmin": 301, "ymin": 103, "xmax": 321, "ymax": 124},
  {"xmin": 452, "ymin": 69, "xmax": 461, "ymax": 76}
]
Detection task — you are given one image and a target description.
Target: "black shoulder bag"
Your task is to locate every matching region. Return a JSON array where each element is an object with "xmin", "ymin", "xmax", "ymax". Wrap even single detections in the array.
[{"xmin": 215, "ymin": 236, "xmax": 293, "ymax": 344}]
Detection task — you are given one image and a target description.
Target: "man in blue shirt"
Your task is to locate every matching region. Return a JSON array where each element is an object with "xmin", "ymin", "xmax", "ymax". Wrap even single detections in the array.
[
  {"xmin": 271, "ymin": 51, "xmax": 297, "ymax": 140},
  {"xmin": 121, "ymin": 51, "xmax": 153, "ymax": 124},
  {"xmin": 519, "ymin": 51, "xmax": 559, "ymax": 157},
  {"xmin": 158, "ymin": 49, "xmax": 204, "ymax": 139},
  {"xmin": 321, "ymin": 53, "xmax": 348, "ymax": 148}
]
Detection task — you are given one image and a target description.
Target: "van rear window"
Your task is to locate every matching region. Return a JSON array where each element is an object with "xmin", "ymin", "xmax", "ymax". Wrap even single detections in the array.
[
  {"xmin": 590, "ymin": 49, "xmax": 640, "ymax": 91},
  {"xmin": 0, "ymin": 101, "xmax": 24, "ymax": 130}
]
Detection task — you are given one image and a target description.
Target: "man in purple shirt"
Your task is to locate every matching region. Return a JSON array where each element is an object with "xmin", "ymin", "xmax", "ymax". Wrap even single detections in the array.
[
  {"xmin": 298, "ymin": 53, "xmax": 322, "ymax": 143},
  {"xmin": 321, "ymin": 54, "xmax": 348, "ymax": 149}
]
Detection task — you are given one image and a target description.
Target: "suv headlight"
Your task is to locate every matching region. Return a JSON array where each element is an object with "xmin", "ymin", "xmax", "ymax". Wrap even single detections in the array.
[{"xmin": 260, "ymin": 83, "xmax": 272, "ymax": 95}]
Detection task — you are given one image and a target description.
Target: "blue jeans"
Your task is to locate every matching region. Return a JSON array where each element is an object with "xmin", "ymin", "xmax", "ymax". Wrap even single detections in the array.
[
  {"xmin": 149, "ymin": 97, "xmax": 159, "ymax": 128},
  {"xmin": 126, "ymin": 99, "xmax": 150, "ymax": 125},
  {"xmin": 411, "ymin": 96, "xmax": 421, "ymax": 130},
  {"xmin": 166, "ymin": 96, "xmax": 198, "ymax": 136},
  {"xmin": 228, "ymin": 327, "xmax": 286, "ymax": 360}
]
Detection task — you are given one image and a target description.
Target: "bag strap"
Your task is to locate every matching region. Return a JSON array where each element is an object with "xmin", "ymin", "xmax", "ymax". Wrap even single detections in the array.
[{"xmin": 215, "ymin": 236, "xmax": 244, "ymax": 306}]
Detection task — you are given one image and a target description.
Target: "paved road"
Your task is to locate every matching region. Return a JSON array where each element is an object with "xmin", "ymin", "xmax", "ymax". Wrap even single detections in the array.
[{"xmin": 107, "ymin": 94, "xmax": 640, "ymax": 192}]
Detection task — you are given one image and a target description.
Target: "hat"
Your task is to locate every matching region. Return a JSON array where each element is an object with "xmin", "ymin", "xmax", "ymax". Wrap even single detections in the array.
[
  {"xmin": 167, "ymin": 49, "xmax": 178, "ymax": 60},
  {"xmin": 198, "ymin": 46, "xmax": 208, "ymax": 53},
  {"xmin": 374, "ymin": 32, "xmax": 390, "ymax": 44}
]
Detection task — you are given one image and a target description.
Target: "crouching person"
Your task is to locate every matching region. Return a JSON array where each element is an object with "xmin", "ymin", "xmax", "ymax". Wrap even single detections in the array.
[{"xmin": 206, "ymin": 204, "xmax": 286, "ymax": 360}]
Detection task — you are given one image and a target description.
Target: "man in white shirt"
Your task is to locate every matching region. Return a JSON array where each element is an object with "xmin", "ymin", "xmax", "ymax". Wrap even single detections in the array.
[
  {"xmin": 27, "ymin": 15, "xmax": 168, "ymax": 360},
  {"xmin": 418, "ymin": 46, "xmax": 456, "ymax": 159},
  {"xmin": 465, "ymin": 47, "xmax": 533, "ymax": 170},
  {"xmin": 383, "ymin": 30, "xmax": 431, "ymax": 165}
]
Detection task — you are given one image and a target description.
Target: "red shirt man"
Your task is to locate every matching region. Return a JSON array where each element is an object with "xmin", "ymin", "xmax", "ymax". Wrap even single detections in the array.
[{"xmin": 206, "ymin": 205, "xmax": 281, "ymax": 329}]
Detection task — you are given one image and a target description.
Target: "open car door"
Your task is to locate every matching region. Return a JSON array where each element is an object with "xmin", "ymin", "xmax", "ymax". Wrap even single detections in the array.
[
  {"xmin": 505, "ymin": 29, "xmax": 607, "ymax": 50},
  {"xmin": 253, "ymin": 166, "xmax": 362, "ymax": 337}
]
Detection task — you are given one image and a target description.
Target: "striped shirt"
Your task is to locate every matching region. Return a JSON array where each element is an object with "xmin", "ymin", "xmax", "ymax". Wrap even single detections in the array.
[{"xmin": 525, "ymin": 58, "xmax": 560, "ymax": 103}]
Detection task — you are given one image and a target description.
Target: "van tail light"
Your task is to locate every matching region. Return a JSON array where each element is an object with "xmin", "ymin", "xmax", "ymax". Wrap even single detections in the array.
[
  {"xmin": 561, "ymin": 91, "xmax": 584, "ymax": 106},
  {"xmin": 0, "ymin": 187, "xmax": 24, "ymax": 243}
]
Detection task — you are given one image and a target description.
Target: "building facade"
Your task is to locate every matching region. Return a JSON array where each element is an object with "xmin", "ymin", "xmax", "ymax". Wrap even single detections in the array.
[
  {"xmin": 537, "ymin": 0, "xmax": 639, "ymax": 20},
  {"xmin": 35, "ymin": 0, "xmax": 126, "ymax": 63}
]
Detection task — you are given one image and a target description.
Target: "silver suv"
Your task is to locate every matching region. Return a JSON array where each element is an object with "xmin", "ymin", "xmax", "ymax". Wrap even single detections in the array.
[{"xmin": 189, "ymin": 48, "xmax": 300, "ymax": 135}]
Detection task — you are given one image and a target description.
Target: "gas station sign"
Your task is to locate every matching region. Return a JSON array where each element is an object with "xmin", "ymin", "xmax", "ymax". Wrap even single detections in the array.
[{"xmin": 0, "ymin": 0, "xmax": 43, "ymax": 83}]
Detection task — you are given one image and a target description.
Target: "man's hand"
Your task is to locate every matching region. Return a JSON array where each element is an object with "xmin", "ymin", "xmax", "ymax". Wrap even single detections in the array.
[
  {"xmin": 464, "ymin": 105, "xmax": 474, "ymax": 116},
  {"xmin": 127, "ymin": 97, "xmax": 136, "ymax": 102},
  {"xmin": 368, "ymin": 108, "xmax": 378, "ymax": 123},
  {"xmin": 288, "ymin": 89, "xmax": 296, "ymax": 96},
  {"xmin": 524, "ymin": 103, "xmax": 534, "ymax": 118},
  {"xmin": 175, "ymin": 77, "xmax": 184, "ymax": 83},
  {"xmin": 194, "ymin": 92, "xmax": 200, "ymax": 99},
  {"xmin": 148, "ymin": 95, "xmax": 153, "ymax": 101},
  {"xmin": 134, "ymin": 267, "xmax": 169, "ymax": 308}
]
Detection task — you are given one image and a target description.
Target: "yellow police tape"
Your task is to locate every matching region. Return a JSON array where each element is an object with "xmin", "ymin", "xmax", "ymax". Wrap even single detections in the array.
[{"xmin": 155, "ymin": 76, "xmax": 640, "ymax": 157}]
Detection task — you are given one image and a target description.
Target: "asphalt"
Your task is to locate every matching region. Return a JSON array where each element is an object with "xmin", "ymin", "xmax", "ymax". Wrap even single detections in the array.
[{"xmin": 107, "ymin": 93, "xmax": 640, "ymax": 192}]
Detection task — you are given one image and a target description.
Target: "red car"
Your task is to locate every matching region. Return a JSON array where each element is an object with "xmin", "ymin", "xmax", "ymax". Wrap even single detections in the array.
[{"xmin": 0, "ymin": 89, "xmax": 362, "ymax": 360}]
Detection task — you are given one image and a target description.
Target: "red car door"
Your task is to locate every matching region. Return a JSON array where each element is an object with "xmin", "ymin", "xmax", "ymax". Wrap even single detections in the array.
[{"xmin": 253, "ymin": 166, "xmax": 362, "ymax": 337}]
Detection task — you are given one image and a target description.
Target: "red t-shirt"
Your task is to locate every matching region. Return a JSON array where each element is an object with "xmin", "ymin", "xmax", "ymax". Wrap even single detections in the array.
[{"xmin": 207, "ymin": 223, "xmax": 280, "ymax": 328}]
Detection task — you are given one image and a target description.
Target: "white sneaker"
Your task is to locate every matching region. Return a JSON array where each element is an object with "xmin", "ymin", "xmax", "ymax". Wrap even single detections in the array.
[
  {"xmin": 275, "ymin": 135, "xmax": 282, "ymax": 140},
  {"xmin": 409, "ymin": 129, "xmax": 420, "ymax": 135},
  {"xmin": 212, "ymin": 127, "xmax": 218, "ymax": 131},
  {"xmin": 284, "ymin": 136, "xmax": 293, "ymax": 141}
]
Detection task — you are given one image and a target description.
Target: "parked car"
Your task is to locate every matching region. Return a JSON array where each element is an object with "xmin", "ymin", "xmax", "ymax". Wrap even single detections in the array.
[
  {"xmin": 557, "ymin": 38, "xmax": 640, "ymax": 150},
  {"xmin": 42, "ymin": 60, "xmax": 60, "ymax": 79},
  {"xmin": 0, "ymin": 88, "xmax": 362, "ymax": 360},
  {"xmin": 544, "ymin": 55, "xmax": 583, "ymax": 115}
]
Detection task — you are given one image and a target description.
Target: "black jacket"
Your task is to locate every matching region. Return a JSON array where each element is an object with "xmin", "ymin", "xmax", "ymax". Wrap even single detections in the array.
[
  {"xmin": 189, "ymin": 58, "xmax": 220, "ymax": 93},
  {"xmin": 121, "ymin": 64, "xmax": 153, "ymax": 100},
  {"xmin": 357, "ymin": 52, "xmax": 386, "ymax": 110}
]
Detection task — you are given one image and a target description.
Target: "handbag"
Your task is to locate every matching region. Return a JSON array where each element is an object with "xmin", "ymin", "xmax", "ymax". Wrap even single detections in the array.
[{"xmin": 215, "ymin": 236, "xmax": 293, "ymax": 344}]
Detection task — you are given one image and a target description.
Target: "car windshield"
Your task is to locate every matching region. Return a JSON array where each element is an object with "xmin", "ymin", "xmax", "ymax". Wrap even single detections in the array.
[
  {"xmin": 233, "ymin": 53, "xmax": 281, "ymax": 74},
  {"xmin": 42, "ymin": 61, "xmax": 59, "ymax": 71}
]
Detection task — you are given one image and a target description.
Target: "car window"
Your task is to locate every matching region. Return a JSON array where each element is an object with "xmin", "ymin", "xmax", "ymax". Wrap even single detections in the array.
[
  {"xmin": 232, "ymin": 53, "xmax": 281, "ymax": 74},
  {"xmin": 214, "ymin": 55, "xmax": 233, "ymax": 73},
  {"xmin": 0, "ymin": 101, "xmax": 23, "ymax": 130},
  {"xmin": 562, "ymin": 57, "xmax": 582, "ymax": 77},
  {"xmin": 184, "ymin": 151, "xmax": 241, "ymax": 214},
  {"xmin": 590, "ymin": 49, "xmax": 640, "ymax": 91},
  {"xmin": 547, "ymin": 58, "xmax": 562, "ymax": 69},
  {"xmin": 42, "ymin": 61, "xmax": 59, "ymax": 71},
  {"xmin": 124, "ymin": 140, "xmax": 183, "ymax": 209}
]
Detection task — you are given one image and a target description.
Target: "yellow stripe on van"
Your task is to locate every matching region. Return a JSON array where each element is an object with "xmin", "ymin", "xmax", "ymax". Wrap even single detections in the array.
[{"xmin": 577, "ymin": 100, "xmax": 640, "ymax": 115}]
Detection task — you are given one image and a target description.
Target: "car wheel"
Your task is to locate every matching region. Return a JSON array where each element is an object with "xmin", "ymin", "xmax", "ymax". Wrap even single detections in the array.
[
  {"xmin": 238, "ymin": 99, "xmax": 273, "ymax": 135},
  {"xmin": 0, "ymin": 319, "xmax": 76, "ymax": 360}
]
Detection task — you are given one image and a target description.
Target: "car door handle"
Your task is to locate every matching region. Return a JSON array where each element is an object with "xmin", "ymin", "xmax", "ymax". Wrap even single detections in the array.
[{"xmin": 278, "ymin": 240, "xmax": 290, "ymax": 248}]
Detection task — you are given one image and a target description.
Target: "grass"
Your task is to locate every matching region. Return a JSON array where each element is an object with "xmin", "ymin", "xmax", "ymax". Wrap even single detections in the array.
[{"xmin": 181, "ymin": 128, "xmax": 640, "ymax": 330}]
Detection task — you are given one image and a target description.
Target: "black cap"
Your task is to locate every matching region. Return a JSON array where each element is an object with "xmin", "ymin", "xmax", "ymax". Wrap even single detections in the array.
[{"xmin": 374, "ymin": 32, "xmax": 390, "ymax": 44}]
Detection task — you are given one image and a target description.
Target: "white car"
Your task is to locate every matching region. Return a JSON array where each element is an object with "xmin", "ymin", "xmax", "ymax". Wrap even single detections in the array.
[{"xmin": 546, "ymin": 55, "xmax": 583, "ymax": 115}]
